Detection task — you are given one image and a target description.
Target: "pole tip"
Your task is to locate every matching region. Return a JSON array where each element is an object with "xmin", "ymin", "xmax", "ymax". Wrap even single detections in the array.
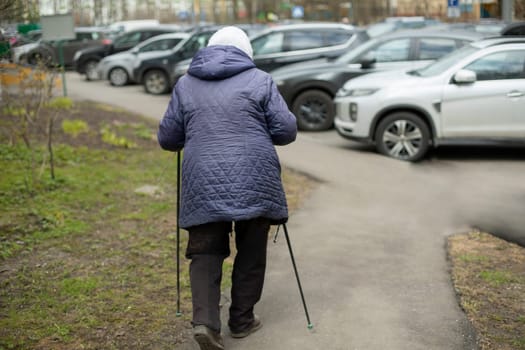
[
  {"xmin": 176, "ymin": 312, "xmax": 183, "ymax": 317},
  {"xmin": 307, "ymin": 323, "xmax": 314, "ymax": 330}
]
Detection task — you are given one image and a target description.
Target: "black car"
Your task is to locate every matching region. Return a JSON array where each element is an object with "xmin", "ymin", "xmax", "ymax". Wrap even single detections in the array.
[
  {"xmin": 270, "ymin": 29, "xmax": 486, "ymax": 131},
  {"xmin": 137, "ymin": 23, "xmax": 369, "ymax": 95},
  {"xmin": 249, "ymin": 23, "xmax": 368, "ymax": 73},
  {"xmin": 23, "ymin": 27, "xmax": 111, "ymax": 67},
  {"xmin": 73, "ymin": 26, "xmax": 179, "ymax": 80},
  {"xmin": 132, "ymin": 27, "xmax": 220, "ymax": 95}
]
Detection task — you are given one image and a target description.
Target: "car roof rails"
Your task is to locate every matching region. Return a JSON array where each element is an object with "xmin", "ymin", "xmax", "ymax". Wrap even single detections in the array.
[{"xmin": 475, "ymin": 36, "xmax": 525, "ymax": 47}]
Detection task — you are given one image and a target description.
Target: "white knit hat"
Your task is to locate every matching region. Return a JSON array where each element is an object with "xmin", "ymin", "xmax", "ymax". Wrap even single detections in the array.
[{"xmin": 207, "ymin": 26, "xmax": 253, "ymax": 59}]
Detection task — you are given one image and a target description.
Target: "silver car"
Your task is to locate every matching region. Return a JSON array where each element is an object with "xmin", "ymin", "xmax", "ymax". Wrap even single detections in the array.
[
  {"xmin": 97, "ymin": 32, "xmax": 189, "ymax": 86},
  {"xmin": 334, "ymin": 37, "xmax": 525, "ymax": 161}
]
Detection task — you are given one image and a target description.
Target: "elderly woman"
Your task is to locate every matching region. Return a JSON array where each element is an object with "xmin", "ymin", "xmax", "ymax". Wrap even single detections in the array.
[{"xmin": 158, "ymin": 26, "xmax": 297, "ymax": 350}]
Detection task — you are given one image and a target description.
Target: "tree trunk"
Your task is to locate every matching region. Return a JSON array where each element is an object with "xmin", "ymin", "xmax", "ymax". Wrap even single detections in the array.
[
  {"xmin": 94, "ymin": 0, "xmax": 103, "ymax": 25},
  {"xmin": 47, "ymin": 115, "xmax": 56, "ymax": 180},
  {"xmin": 121, "ymin": 0, "xmax": 129, "ymax": 20}
]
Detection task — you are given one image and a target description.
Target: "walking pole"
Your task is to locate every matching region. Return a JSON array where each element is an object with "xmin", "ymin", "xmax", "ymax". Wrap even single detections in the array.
[
  {"xmin": 176, "ymin": 151, "xmax": 182, "ymax": 317},
  {"xmin": 281, "ymin": 223, "xmax": 313, "ymax": 329}
]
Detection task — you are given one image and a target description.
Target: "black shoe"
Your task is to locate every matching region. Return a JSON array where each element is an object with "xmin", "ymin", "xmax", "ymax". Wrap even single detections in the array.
[
  {"xmin": 193, "ymin": 325, "xmax": 224, "ymax": 350},
  {"xmin": 230, "ymin": 315, "xmax": 263, "ymax": 339}
]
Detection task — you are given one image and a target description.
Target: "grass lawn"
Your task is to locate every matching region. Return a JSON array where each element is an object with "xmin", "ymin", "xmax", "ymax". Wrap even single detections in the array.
[
  {"xmin": 0, "ymin": 101, "xmax": 315, "ymax": 349},
  {"xmin": 448, "ymin": 231, "xmax": 525, "ymax": 350}
]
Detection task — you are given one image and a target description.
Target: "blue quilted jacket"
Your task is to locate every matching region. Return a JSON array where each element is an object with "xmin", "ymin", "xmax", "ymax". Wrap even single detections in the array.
[{"xmin": 158, "ymin": 45, "xmax": 297, "ymax": 228}]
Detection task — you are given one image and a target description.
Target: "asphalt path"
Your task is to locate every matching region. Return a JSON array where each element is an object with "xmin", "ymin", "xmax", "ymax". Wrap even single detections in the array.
[{"xmin": 65, "ymin": 72, "xmax": 525, "ymax": 350}]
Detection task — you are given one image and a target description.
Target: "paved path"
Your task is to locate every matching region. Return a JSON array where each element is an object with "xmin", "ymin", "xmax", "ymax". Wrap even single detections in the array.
[
  {"xmin": 65, "ymin": 72, "xmax": 525, "ymax": 350},
  {"xmin": 218, "ymin": 135, "xmax": 478, "ymax": 350}
]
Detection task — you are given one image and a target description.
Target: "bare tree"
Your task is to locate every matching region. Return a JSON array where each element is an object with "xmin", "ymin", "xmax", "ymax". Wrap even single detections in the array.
[
  {"xmin": 516, "ymin": 0, "xmax": 525, "ymax": 19},
  {"xmin": 94, "ymin": 0, "xmax": 103, "ymax": 25},
  {"xmin": 144, "ymin": 0, "xmax": 154, "ymax": 18},
  {"xmin": 108, "ymin": 0, "xmax": 118, "ymax": 23},
  {"xmin": 0, "ymin": 0, "xmax": 26, "ymax": 22},
  {"xmin": 0, "ymin": 0, "xmax": 17, "ymax": 14},
  {"xmin": 121, "ymin": 0, "xmax": 129, "ymax": 20}
]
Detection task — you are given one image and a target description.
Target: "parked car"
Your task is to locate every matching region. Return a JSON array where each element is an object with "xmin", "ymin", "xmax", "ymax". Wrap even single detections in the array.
[
  {"xmin": 270, "ymin": 29, "xmax": 485, "ymax": 131},
  {"xmin": 10, "ymin": 40, "xmax": 40, "ymax": 64},
  {"xmin": 501, "ymin": 21, "xmax": 525, "ymax": 36},
  {"xmin": 250, "ymin": 23, "xmax": 368, "ymax": 72},
  {"xmin": 8, "ymin": 29, "xmax": 42, "ymax": 49},
  {"xmin": 73, "ymin": 26, "xmax": 180, "ymax": 80},
  {"xmin": 161, "ymin": 23, "xmax": 369, "ymax": 96},
  {"xmin": 333, "ymin": 37, "xmax": 525, "ymax": 161},
  {"xmin": 132, "ymin": 27, "xmax": 221, "ymax": 95},
  {"xmin": 446, "ymin": 20, "xmax": 509, "ymax": 36},
  {"xmin": 10, "ymin": 28, "xmax": 106, "ymax": 66},
  {"xmin": 96, "ymin": 32, "xmax": 190, "ymax": 86},
  {"xmin": 107, "ymin": 19, "xmax": 161, "ymax": 34},
  {"xmin": 20, "ymin": 27, "xmax": 112, "ymax": 67},
  {"xmin": 366, "ymin": 16, "xmax": 441, "ymax": 38}
]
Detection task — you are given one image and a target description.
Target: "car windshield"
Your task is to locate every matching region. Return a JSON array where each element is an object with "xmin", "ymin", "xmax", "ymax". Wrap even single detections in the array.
[
  {"xmin": 409, "ymin": 45, "xmax": 478, "ymax": 77},
  {"xmin": 334, "ymin": 38, "xmax": 380, "ymax": 64}
]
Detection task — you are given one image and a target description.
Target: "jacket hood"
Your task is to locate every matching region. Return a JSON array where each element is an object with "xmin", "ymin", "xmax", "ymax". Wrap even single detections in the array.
[
  {"xmin": 188, "ymin": 45, "xmax": 256, "ymax": 80},
  {"xmin": 207, "ymin": 26, "xmax": 253, "ymax": 59}
]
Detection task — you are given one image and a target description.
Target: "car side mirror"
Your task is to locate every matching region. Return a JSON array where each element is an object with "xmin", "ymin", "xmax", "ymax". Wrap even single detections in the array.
[
  {"xmin": 453, "ymin": 69, "xmax": 476, "ymax": 84},
  {"xmin": 359, "ymin": 54, "xmax": 376, "ymax": 69}
]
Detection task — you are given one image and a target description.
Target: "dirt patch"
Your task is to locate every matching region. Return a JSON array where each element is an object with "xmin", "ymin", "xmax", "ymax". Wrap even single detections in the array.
[{"xmin": 448, "ymin": 231, "xmax": 525, "ymax": 350}]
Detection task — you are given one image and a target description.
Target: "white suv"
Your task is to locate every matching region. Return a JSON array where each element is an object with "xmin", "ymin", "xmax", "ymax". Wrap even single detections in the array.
[{"xmin": 334, "ymin": 38, "xmax": 525, "ymax": 161}]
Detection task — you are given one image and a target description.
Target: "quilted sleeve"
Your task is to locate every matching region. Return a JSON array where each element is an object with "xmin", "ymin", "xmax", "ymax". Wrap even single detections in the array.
[
  {"xmin": 264, "ymin": 78, "xmax": 297, "ymax": 146},
  {"xmin": 158, "ymin": 87, "xmax": 185, "ymax": 152}
]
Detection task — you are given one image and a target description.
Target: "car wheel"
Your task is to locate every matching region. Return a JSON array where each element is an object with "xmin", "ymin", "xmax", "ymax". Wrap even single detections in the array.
[
  {"xmin": 109, "ymin": 67, "xmax": 129, "ymax": 86},
  {"xmin": 292, "ymin": 90, "xmax": 335, "ymax": 131},
  {"xmin": 374, "ymin": 112, "xmax": 430, "ymax": 162},
  {"xmin": 144, "ymin": 70, "xmax": 169, "ymax": 95},
  {"xmin": 84, "ymin": 60, "xmax": 99, "ymax": 81}
]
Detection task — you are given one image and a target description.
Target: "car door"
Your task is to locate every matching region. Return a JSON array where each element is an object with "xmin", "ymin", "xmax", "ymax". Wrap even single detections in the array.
[
  {"xmin": 131, "ymin": 38, "xmax": 184, "ymax": 72},
  {"xmin": 252, "ymin": 31, "xmax": 286, "ymax": 72},
  {"xmin": 253, "ymin": 29, "xmax": 353, "ymax": 72},
  {"xmin": 353, "ymin": 37, "xmax": 415, "ymax": 72},
  {"xmin": 175, "ymin": 31, "xmax": 214, "ymax": 62},
  {"xmin": 441, "ymin": 49, "xmax": 525, "ymax": 138},
  {"xmin": 59, "ymin": 36, "xmax": 79, "ymax": 65},
  {"xmin": 61, "ymin": 32, "xmax": 99, "ymax": 65},
  {"xmin": 325, "ymin": 38, "xmax": 415, "ymax": 91}
]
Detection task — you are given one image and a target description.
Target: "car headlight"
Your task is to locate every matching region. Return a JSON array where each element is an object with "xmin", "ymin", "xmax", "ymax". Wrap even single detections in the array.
[{"xmin": 336, "ymin": 88, "xmax": 379, "ymax": 98}]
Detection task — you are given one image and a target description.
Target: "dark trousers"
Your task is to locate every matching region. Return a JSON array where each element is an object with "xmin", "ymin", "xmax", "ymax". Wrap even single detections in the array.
[{"xmin": 186, "ymin": 218, "xmax": 271, "ymax": 333}]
